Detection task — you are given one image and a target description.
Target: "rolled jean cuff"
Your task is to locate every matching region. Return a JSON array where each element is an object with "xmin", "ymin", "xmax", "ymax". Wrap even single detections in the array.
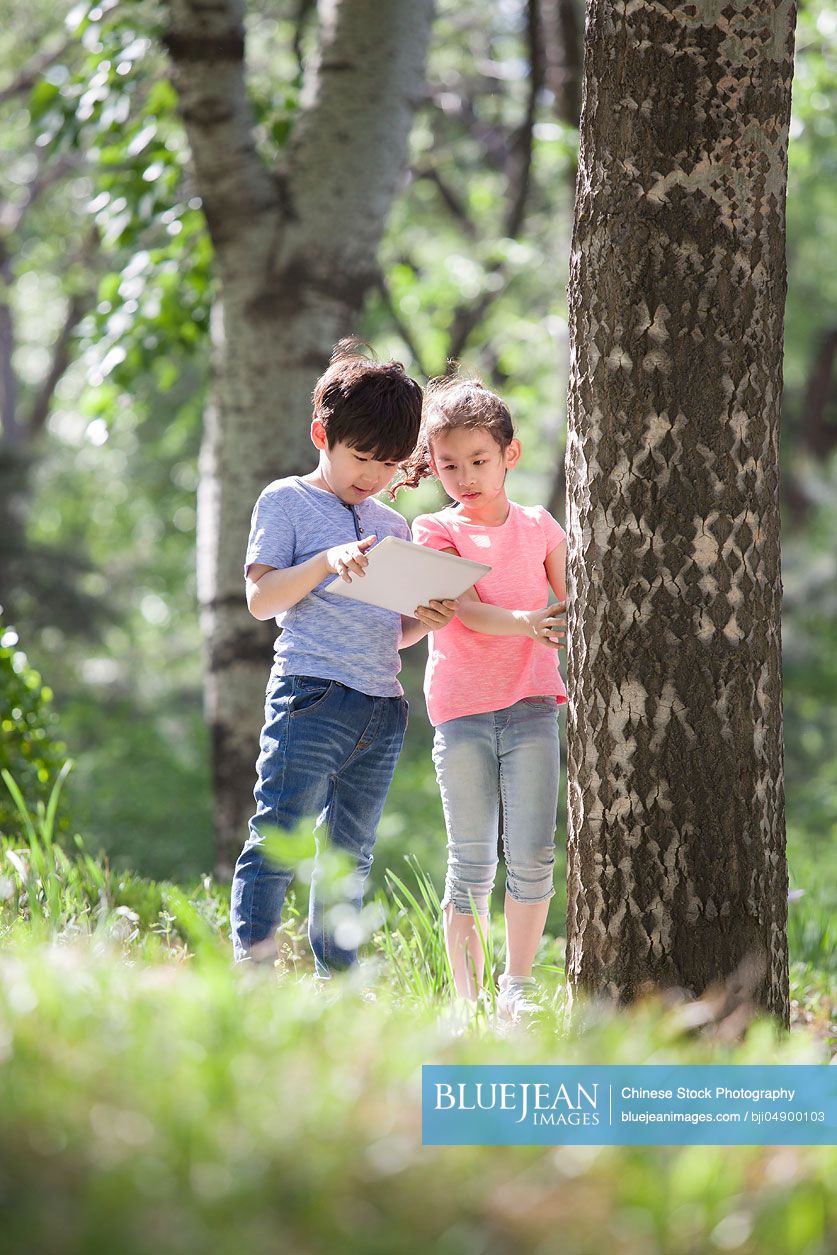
[
  {"xmin": 503, "ymin": 882, "xmax": 556, "ymax": 906},
  {"xmin": 440, "ymin": 887, "xmax": 492, "ymax": 916}
]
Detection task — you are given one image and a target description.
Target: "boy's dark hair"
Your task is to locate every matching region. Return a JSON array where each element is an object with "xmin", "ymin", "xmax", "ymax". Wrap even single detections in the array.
[{"xmin": 312, "ymin": 339, "xmax": 423, "ymax": 463}]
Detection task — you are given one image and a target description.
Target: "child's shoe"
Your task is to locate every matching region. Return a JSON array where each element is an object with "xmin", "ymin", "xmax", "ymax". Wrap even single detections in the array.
[{"xmin": 496, "ymin": 974, "xmax": 541, "ymax": 1025}]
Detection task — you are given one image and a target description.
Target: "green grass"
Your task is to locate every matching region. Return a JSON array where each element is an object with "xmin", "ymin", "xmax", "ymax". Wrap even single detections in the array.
[
  {"xmin": 0, "ymin": 771, "xmax": 834, "ymax": 1254},
  {"xmin": 0, "ymin": 934, "xmax": 833, "ymax": 1255}
]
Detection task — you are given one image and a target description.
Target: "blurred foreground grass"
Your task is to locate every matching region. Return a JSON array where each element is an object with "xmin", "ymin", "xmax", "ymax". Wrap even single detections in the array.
[
  {"xmin": 0, "ymin": 935, "xmax": 834, "ymax": 1255},
  {"xmin": 0, "ymin": 772, "xmax": 834, "ymax": 1254}
]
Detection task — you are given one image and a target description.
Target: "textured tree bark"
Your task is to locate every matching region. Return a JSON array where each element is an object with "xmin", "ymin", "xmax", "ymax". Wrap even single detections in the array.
[
  {"xmin": 564, "ymin": 0, "xmax": 797, "ymax": 1023},
  {"xmin": 164, "ymin": 0, "xmax": 435, "ymax": 871}
]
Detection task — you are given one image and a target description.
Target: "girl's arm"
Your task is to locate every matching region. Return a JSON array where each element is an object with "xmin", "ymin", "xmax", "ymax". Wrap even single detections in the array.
[
  {"xmin": 437, "ymin": 548, "xmax": 565, "ymax": 648},
  {"xmin": 457, "ymin": 589, "xmax": 564, "ymax": 647},
  {"xmin": 545, "ymin": 539, "xmax": 567, "ymax": 603}
]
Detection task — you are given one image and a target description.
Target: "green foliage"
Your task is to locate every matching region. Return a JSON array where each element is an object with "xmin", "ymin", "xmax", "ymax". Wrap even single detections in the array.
[
  {"xmin": 0, "ymin": 621, "xmax": 68, "ymax": 841},
  {"xmin": 1, "ymin": 0, "xmax": 834, "ymax": 1024},
  {"xmin": 0, "ymin": 762, "xmax": 229, "ymax": 955},
  {"xmin": 0, "ymin": 765, "xmax": 831, "ymax": 1250},
  {"xmin": 0, "ymin": 932, "xmax": 832, "ymax": 1255},
  {"xmin": 783, "ymin": 469, "xmax": 837, "ymax": 972},
  {"xmin": 788, "ymin": 898, "xmax": 835, "ymax": 976},
  {"xmin": 784, "ymin": 0, "xmax": 837, "ymax": 421},
  {"xmin": 32, "ymin": 1, "xmax": 212, "ymax": 391},
  {"xmin": 378, "ymin": 855, "xmax": 457, "ymax": 1004}
]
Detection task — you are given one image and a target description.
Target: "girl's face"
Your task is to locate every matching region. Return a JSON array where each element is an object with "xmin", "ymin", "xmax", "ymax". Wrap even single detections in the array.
[{"xmin": 429, "ymin": 425, "xmax": 521, "ymax": 512}]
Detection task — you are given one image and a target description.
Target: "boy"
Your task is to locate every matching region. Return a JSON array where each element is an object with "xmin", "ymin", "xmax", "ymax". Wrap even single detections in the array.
[{"xmin": 230, "ymin": 342, "xmax": 456, "ymax": 976}]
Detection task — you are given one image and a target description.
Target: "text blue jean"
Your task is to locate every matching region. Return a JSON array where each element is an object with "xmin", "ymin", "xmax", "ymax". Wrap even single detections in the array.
[
  {"xmin": 431, "ymin": 697, "xmax": 561, "ymax": 915},
  {"xmin": 230, "ymin": 671, "xmax": 408, "ymax": 976}
]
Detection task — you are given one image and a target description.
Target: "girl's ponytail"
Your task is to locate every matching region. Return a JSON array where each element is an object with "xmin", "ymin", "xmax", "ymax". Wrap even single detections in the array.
[{"xmin": 390, "ymin": 439, "xmax": 433, "ymax": 496}]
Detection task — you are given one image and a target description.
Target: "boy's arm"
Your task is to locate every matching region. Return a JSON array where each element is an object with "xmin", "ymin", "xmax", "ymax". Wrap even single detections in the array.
[{"xmin": 246, "ymin": 536, "xmax": 377, "ymax": 621}]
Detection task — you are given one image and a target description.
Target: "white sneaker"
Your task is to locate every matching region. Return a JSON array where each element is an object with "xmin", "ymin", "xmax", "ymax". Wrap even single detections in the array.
[{"xmin": 496, "ymin": 975, "xmax": 541, "ymax": 1025}]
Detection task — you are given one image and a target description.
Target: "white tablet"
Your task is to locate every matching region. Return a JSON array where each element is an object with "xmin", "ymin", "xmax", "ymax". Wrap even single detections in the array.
[{"xmin": 325, "ymin": 536, "xmax": 491, "ymax": 617}]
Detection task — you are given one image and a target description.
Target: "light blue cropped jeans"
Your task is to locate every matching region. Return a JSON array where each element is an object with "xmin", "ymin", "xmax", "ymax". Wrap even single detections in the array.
[{"xmin": 431, "ymin": 696, "xmax": 561, "ymax": 916}]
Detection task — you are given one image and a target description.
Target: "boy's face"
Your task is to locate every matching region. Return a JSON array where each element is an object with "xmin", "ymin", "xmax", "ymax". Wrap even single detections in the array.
[{"xmin": 310, "ymin": 419, "xmax": 399, "ymax": 504}]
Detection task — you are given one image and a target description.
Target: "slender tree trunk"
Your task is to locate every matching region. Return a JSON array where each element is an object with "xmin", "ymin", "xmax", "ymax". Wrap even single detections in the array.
[
  {"xmin": 565, "ymin": 0, "xmax": 797, "ymax": 1023},
  {"xmin": 541, "ymin": 0, "xmax": 582, "ymax": 521},
  {"xmin": 0, "ymin": 218, "xmax": 90, "ymax": 623},
  {"xmin": 164, "ymin": 0, "xmax": 435, "ymax": 871},
  {"xmin": 540, "ymin": 0, "xmax": 582, "ymax": 127}
]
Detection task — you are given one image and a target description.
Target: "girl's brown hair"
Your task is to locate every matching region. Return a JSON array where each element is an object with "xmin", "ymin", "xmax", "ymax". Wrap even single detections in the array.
[{"xmin": 391, "ymin": 373, "xmax": 515, "ymax": 496}]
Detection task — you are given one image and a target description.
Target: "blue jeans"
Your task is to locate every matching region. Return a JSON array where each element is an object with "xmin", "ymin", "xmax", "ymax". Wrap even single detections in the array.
[
  {"xmin": 431, "ymin": 697, "xmax": 560, "ymax": 915},
  {"xmin": 230, "ymin": 672, "xmax": 408, "ymax": 976}
]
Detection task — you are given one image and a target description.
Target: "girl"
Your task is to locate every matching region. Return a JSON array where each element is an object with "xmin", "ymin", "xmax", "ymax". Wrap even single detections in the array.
[{"xmin": 398, "ymin": 376, "xmax": 567, "ymax": 1023}]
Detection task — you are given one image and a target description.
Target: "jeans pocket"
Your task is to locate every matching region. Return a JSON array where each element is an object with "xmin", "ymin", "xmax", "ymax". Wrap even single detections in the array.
[
  {"xmin": 290, "ymin": 675, "xmax": 336, "ymax": 717},
  {"xmin": 521, "ymin": 696, "xmax": 554, "ymax": 707}
]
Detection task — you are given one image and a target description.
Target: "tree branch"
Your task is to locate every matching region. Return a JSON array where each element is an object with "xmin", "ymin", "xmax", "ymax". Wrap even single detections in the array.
[
  {"xmin": 0, "ymin": 238, "xmax": 19, "ymax": 447},
  {"xmin": 286, "ymin": 0, "xmax": 435, "ymax": 279},
  {"xmin": 425, "ymin": 90, "xmax": 509, "ymax": 173},
  {"xmin": 539, "ymin": 0, "xmax": 582, "ymax": 127},
  {"xmin": 27, "ymin": 292, "xmax": 89, "ymax": 438},
  {"xmin": 375, "ymin": 274, "xmax": 432, "ymax": 380},
  {"xmin": 163, "ymin": 0, "xmax": 277, "ymax": 249},
  {"xmin": 801, "ymin": 327, "xmax": 837, "ymax": 459},
  {"xmin": 413, "ymin": 164, "xmax": 478, "ymax": 238},
  {"xmin": 293, "ymin": 0, "xmax": 317, "ymax": 77},
  {"xmin": 504, "ymin": 0, "xmax": 545, "ymax": 238},
  {"xmin": 0, "ymin": 37, "xmax": 73, "ymax": 105},
  {"xmin": 444, "ymin": 0, "xmax": 545, "ymax": 363}
]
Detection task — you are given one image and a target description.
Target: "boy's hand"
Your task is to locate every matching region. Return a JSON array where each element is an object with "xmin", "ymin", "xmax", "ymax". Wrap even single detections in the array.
[
  {"xmin": 413, "ymin": 599, "xmax": 458, "ymax": 630},
  {"xmin": 525, "ymin": 602, "xmax": 566, "ymax": 649},
  {"xmin": 325, "ymin": 535, "xmax": 377, "ymax": 583}
]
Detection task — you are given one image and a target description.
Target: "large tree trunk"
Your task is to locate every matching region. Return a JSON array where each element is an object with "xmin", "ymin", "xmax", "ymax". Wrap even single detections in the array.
[
  {"xmin": 165, "ymin": 0, "xmax": 434, "ymax": 872},
  {"xmin": 564, "ymin": 0, "xmax": 797, "ymax": 1023}
]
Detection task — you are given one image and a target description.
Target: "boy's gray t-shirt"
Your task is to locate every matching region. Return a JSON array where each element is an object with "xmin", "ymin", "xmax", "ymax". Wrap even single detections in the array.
[{"xmin": 245, "ymin": 476, "xmax": 412, "ymax": 697}]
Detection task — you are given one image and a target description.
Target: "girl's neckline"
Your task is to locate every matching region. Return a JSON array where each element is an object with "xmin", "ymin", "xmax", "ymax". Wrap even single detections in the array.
[{"xmin": 446, "ymin": 499, "xmax": 515, "ymax": 529}]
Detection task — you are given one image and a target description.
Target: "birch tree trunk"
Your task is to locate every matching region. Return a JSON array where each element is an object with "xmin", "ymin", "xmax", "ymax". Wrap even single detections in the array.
[
  {"xmin": 164, "ymin": 0, "xmax": 434, "ymax": 871},
  {"xmin": 565, "ymin": 0, "xmax": 797, "ymax": 1023}
]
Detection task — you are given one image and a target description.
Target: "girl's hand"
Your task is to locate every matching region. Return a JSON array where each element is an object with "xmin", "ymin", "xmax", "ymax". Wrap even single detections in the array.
[
  {"xmin": 325, "ymin": 535, "xmax": 377, "ymax": 583},
  {"xmin": 413, "ymin": 599, "xmax": 458, "ymax": 630},
  {"xmin": 525, "ymin": 602, "xmax": 566, "ymax": 649}
]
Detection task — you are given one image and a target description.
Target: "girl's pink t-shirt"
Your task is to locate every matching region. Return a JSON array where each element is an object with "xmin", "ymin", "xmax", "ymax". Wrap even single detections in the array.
[{"xmin": 411, "ymin": 501, "xmax": 568, "ymax": 726}]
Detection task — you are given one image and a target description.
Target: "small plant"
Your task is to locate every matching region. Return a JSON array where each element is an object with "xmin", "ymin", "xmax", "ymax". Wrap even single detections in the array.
[
  {"xmin": 376, "ymin": 854, "xmax": 455, "ymax": 1004},
  {"xmin": 0, "ymin": 767, "xmax": 228, "ymax": 959},
  {"xmin": 0, "ymin": 620, "xmax": 68, "ymax": 842},
  {"xmin": 2, "ymin": 761, "xmax": 79, "ymax": 936},
  {"xmin": 788, "ymin": 890, "xmax": 835, "ymax": 974}
]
